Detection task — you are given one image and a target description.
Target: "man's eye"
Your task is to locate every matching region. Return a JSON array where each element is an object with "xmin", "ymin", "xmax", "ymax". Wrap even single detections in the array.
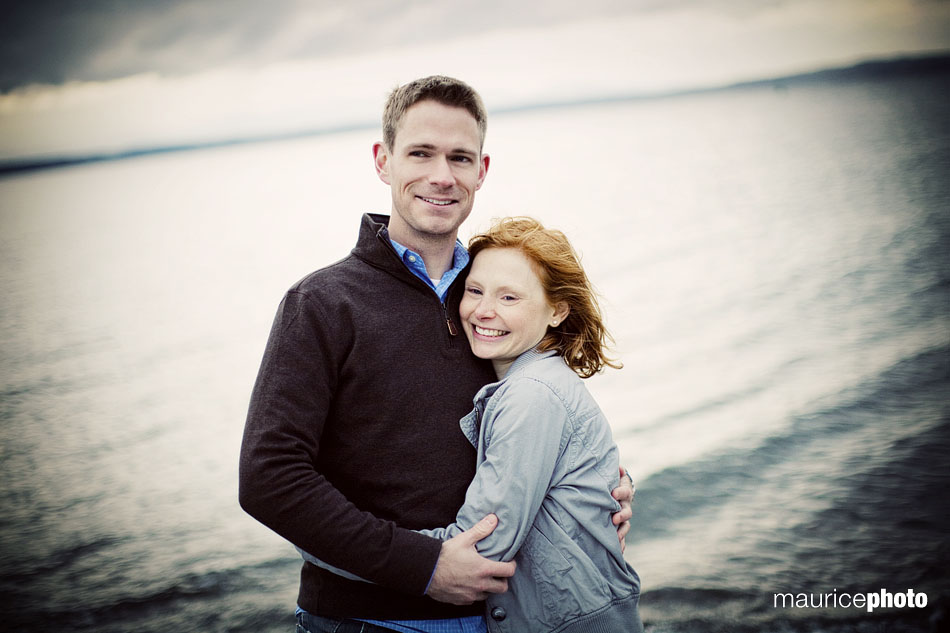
[
  {"xmin": 409, "ymin": 151, "xmax": 428, "ymax": 157},
  {"xmin": 451, "ymin": 155, "xmax": 472, "ymax": 163}
]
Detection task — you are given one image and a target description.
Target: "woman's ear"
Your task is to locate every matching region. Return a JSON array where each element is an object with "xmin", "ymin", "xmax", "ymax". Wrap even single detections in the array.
[{"xmin": 551, "ymin": 302, "xmax": 570, "ymax": 326}]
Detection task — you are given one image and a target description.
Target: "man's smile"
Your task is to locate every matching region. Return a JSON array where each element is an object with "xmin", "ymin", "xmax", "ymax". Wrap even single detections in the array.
[{"xmin": 417, "ymin": 195, "xmax": 457, "ymax": 206}]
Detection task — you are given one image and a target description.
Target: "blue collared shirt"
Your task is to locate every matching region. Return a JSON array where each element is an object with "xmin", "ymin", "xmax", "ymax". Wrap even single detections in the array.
[{"xmin": 390, "ymin": 238, "xmax": 470, "ymax": 302}]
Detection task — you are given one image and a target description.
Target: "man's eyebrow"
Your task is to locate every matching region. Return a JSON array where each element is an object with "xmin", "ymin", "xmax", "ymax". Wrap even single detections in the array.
[{"xmin": 406, "ymin": 143, "xmax": 478, "ymax": 157}]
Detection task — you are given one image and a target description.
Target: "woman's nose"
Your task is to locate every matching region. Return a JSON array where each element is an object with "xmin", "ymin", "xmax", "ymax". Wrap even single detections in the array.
[{"xmin": 474, "ymin": 297, "xmax": 495, "ymax": 318}]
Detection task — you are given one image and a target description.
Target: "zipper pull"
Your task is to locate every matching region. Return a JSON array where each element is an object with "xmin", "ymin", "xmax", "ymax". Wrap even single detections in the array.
[{"xmin": 442, "ymin": 303, "xmax": 459, "ymax": 336}]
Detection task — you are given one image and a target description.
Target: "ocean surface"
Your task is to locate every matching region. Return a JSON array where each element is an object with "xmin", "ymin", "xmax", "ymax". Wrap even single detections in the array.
[{"xmin": 1, "ymin": 66, "xmax": 948, "ymax": 632}]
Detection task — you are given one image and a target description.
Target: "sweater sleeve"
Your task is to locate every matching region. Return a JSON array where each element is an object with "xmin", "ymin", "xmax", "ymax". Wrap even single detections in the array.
[
  {"xmin": 415, "ymin": 377, "xmax": 567, "ymax": 561},
  {"xmin": 238, "ymin": 289, "xmax": 441, "ymax": 595}
]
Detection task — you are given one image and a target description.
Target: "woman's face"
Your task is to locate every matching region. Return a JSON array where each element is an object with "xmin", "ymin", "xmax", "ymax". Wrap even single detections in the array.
[{"xmin": 460, "ymin": 247, "xmax": 568, "ymax": 377}]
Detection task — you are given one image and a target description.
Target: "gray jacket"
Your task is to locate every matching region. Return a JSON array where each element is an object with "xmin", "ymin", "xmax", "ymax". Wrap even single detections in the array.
[{"xmin": 419, "ymin": 348, "xmax": 642, "ymax": 633}]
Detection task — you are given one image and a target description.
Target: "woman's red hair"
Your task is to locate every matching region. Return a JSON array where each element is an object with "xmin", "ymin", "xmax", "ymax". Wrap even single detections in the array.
[{"xmin": 468, "ymin": 217, "xmax": 621, "ymax": 378}]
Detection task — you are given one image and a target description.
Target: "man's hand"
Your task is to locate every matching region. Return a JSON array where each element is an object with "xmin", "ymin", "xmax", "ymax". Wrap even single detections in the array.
[
  {"xmin": 611, "ymin": 466, "xmax": 635, "ymax": 553},
  {"xmin": 426, "ymin": 514, "xmax": 517, "ymax": 605}
]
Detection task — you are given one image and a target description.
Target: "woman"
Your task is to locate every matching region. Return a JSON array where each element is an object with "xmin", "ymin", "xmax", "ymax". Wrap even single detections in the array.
[
  {"xmin": 413, "ymin": 217, "xmax": 643, "ymax": 632},
  {"xmin": 301, "ymin": 217, "xmax": 642, "ymax": 632}
]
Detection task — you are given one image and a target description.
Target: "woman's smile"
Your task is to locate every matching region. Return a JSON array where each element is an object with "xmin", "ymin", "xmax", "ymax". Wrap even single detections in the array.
[{"xmin": 472, "ymin": 325, "xmax": 509, "ymax": 338}]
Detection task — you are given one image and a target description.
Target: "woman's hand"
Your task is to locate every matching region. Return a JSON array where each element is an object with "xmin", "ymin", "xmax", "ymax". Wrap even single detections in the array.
[{"xmin": 611, "ymin": 466, "xmax": 635, "ymax": 553}]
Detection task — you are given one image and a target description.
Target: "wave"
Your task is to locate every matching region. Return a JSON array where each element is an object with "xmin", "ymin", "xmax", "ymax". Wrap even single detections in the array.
[
  {"xmin": 631, "ymin": 343, "xmax": 948, "ymax": 534},
  {"xmin": 0, "ymin": 556, "xmax": 300, "ymax": 631},
  {"xmin": 629, "ymin": 344, "xmax": 948, "ymax": 546},
  {"xmin": 629, "ymin": 343, "xmax": 950, "ymax": 628}
]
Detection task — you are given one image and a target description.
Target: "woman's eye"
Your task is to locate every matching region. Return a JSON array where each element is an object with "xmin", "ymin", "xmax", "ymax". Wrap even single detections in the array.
[
  {"xmin": 466, "ymin": 287, "xmax": 482, "ymax": 295},
  {"xmin": 502, "ymin": 295, "xmax": 518, "ymax": 302}
]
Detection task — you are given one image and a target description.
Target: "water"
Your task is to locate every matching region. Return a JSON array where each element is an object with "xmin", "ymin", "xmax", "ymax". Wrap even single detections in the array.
[{"xmin": 1, "ymin": 68, "xmax": 948, "ymax": 632}]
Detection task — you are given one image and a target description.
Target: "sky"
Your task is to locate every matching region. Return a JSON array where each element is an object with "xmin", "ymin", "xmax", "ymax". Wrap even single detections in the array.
[{"xmin": 0, "ymin": 0, "xmax": 948, "ymax": 162}]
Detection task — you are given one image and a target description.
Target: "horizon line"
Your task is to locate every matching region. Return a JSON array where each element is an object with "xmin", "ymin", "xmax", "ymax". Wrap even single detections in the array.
[{"xmin": 1, "ymin": 51, "xmax": 947, "ymax": 178}]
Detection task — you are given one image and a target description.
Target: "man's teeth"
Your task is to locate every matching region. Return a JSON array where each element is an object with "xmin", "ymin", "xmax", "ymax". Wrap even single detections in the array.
[
  {"xmin": 475, "ymin": 326, "xmax": 508, "ymax": 337},
  {"xmin": 421, "ymin": 197, "xmax": 453, "ymax": 206}
]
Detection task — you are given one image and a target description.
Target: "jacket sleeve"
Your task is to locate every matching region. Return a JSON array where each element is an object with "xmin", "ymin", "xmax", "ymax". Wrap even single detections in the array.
[
  {"xmin": 238, "ymin": 289, "xmax": 441, "ymax": 595},
  {"xmin": 415, "ymin": 377, "xmax": 567, "ymax": 561}
]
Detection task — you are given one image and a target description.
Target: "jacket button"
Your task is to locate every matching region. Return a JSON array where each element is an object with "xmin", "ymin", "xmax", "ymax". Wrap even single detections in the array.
[{"xmin": 490, "ymin": 606, "xmax": 507, "ymax": 621}]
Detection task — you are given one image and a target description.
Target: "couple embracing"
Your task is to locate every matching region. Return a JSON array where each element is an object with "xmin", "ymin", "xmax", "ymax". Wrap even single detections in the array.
[{"xmin": 240, "ymin": 76, "xmax": 643, "ymax": 633}]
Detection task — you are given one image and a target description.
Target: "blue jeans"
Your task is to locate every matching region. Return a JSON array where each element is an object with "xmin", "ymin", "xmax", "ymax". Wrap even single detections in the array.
[{"xmin": 295, "ymin": 612, "xmax": 395, "ymax": 633}]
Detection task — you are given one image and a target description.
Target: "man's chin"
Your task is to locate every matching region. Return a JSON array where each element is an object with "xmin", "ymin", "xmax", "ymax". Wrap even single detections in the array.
[
  {"xmin": 392, "ymin": 205, "xmax": 472, "ymax": 240},
  {"xmin": 415, "ymin": 215, "xmax": 469, "ymax": 237}
]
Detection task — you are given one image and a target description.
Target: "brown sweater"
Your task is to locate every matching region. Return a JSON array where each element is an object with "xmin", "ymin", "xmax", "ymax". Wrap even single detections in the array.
[{"xmin": 239, "ymin": 213, "xmax": 495, "ymax": 618}]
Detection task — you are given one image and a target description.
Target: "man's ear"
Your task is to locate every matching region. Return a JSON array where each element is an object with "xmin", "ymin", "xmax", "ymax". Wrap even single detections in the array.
[
  {"xmin": 475, "ymin": 153, "xmax": 490, "ymax": 191},
  {"xmin": 373, "ymin": 142, "xmax": 391, "ymax": 185}
]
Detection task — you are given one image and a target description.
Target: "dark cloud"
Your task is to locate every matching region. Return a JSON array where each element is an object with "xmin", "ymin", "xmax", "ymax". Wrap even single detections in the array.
[
  {"xmin": 0, "ymin": 0, "xmax": 122, "ymax": 87},
  {"xmin": 0, "ymin": 0, "xmax": 311, "ymax": 89},
  {"xmin": 0, "ymin": 0, "xmax": 711, "ymax": 91},
  {"xmin": 0, "ymin": 0, "xmax": 832, "ymax": 93}
]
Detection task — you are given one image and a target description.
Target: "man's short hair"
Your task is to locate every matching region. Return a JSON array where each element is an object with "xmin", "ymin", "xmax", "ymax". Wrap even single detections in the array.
[{"xmin": 382, "ymin": 75, "xmax": 488, "ymax": 151}]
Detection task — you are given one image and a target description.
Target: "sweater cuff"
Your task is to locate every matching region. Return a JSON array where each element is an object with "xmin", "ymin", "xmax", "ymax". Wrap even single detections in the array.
[
  {"xmin": 424, "ymin": 562, "xmax": 438, "ymax": 596},
  {"xmin": 390, "ymin": 528, "xmax": 444, "ymax": 595}
]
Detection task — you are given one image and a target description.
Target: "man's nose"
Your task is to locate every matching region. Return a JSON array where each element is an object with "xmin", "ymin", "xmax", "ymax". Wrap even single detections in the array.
[{"xmin": 428, "ymin": 156, "xmax": 455, "ymax": 187}]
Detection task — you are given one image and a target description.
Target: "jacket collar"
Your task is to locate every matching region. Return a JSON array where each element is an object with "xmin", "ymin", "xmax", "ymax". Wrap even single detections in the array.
[
  {"xmin": 460, "ymin": 348, "xmax": 560, "ymax": 443},
  {"xmin": 503, "ymin": 347, "xmax": 558, "ymax": 379},
  {"xmin": 351, "ymin": 213, "xmax": 399, "ymax": 269},
  {"xmin": 351, "ymin": 214, "xmax": 477, "ymax": 317},
  {"xmin": 477, "ymin": 348, "xmax": 558, "ymax": 399},
  {"xmin": 351, "ymin": 213, "xmax": 433, "ymax": 292}
]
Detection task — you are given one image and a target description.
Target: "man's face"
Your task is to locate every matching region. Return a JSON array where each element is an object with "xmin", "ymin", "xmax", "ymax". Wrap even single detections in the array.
[{"xmin": 374, "ymin": 100, "xmax": 489, "ymax": 243}]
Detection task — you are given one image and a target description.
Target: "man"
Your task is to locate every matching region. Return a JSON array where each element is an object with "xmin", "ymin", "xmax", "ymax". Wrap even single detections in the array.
[{"xmin": 239, "ymin": 76, "xmax": 633, "ymax": 633}]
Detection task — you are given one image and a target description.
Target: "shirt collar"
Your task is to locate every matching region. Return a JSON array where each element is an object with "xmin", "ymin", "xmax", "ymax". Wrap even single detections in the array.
[{"xmin": 389, "ymin": 238, "xmax": 470, "ymax": 301}]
